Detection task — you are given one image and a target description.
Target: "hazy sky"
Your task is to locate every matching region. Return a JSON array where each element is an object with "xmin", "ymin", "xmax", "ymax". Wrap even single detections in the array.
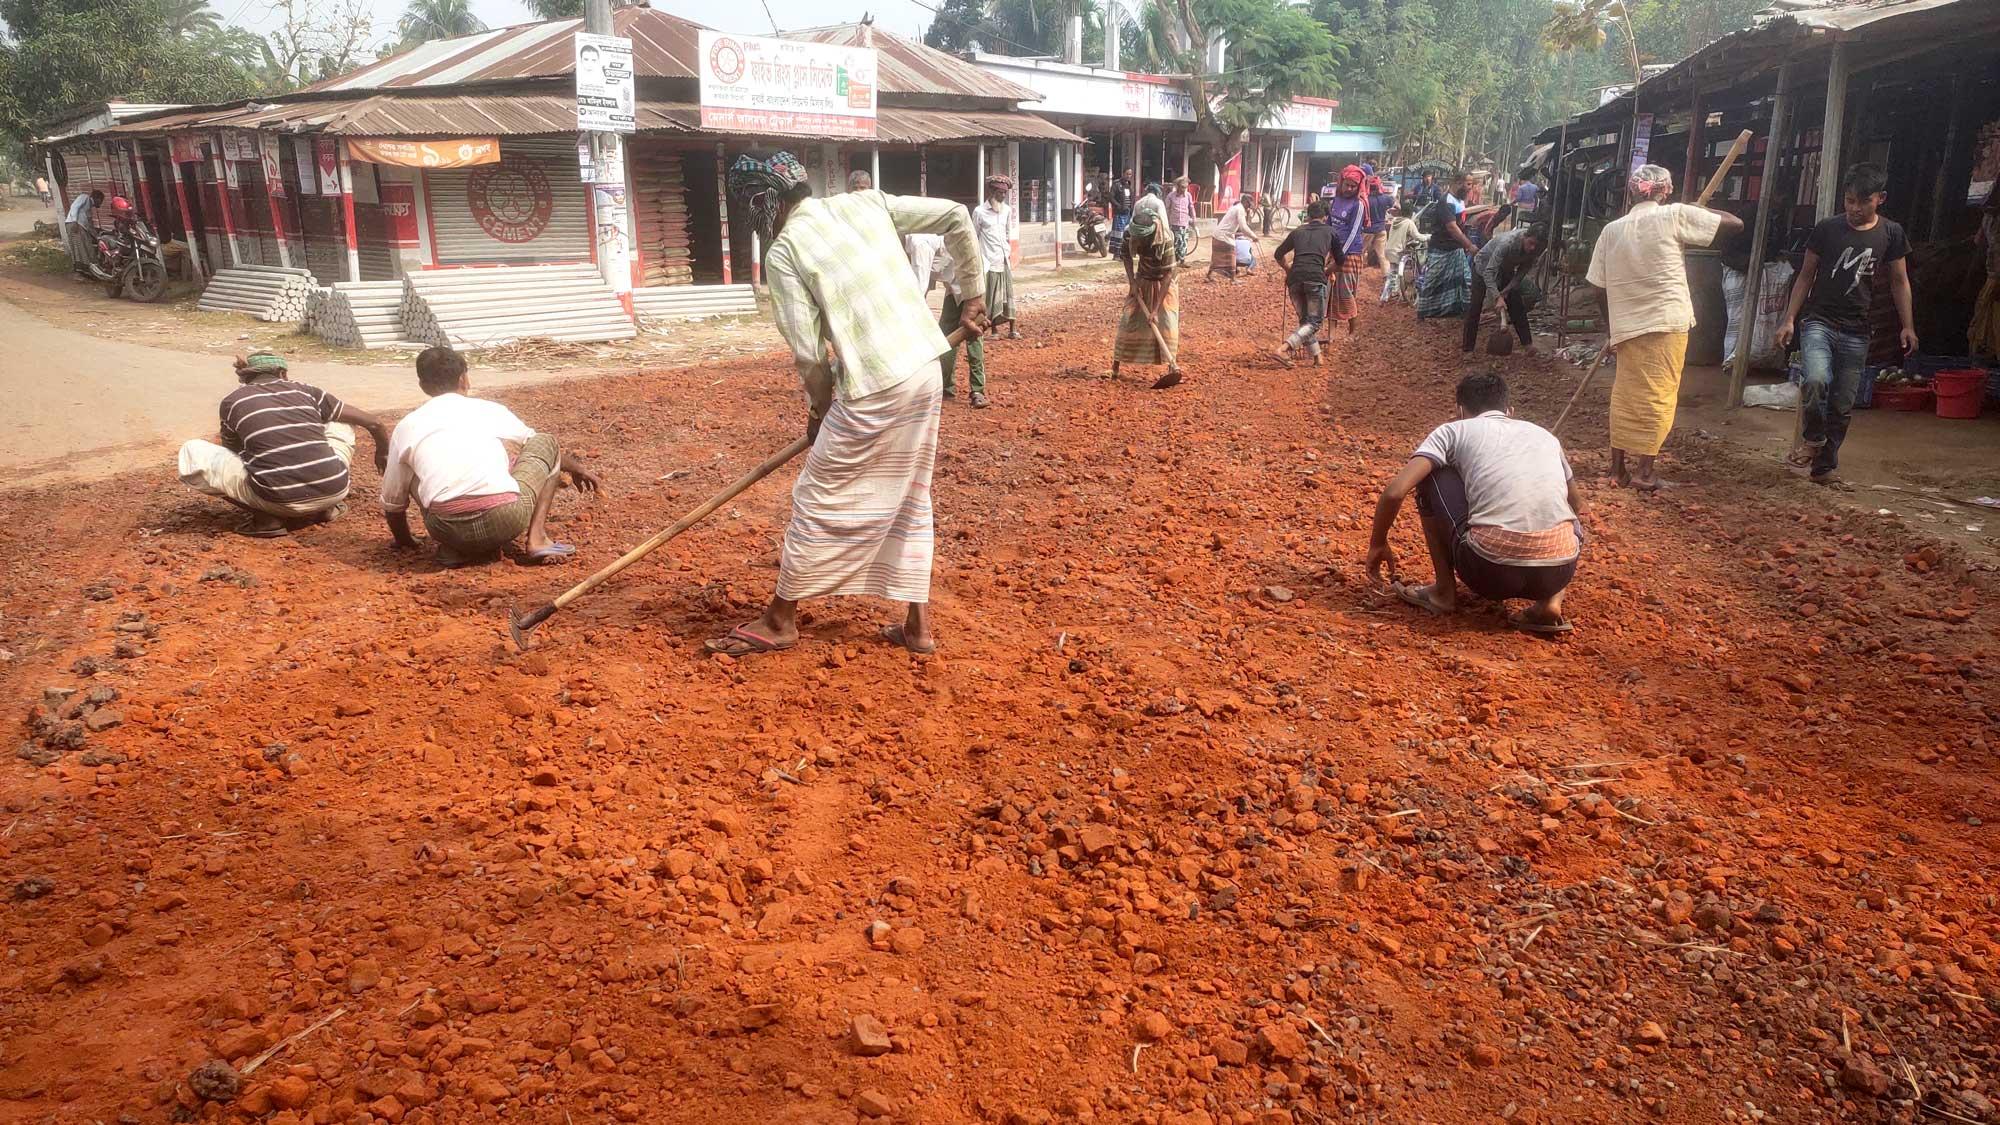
[{"xmin": 230, "ymin": 0, "xmax": 942, "ymax": 57}]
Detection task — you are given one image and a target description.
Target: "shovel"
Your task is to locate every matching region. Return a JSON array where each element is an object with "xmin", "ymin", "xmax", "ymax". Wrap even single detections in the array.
[
  {"xmin": 508, "ymin": 326, "xmax": 975, "ymax": 649},
  {"xmin": 1125, "ymin": 284, "xmax": 1183, "ymax": 389}
]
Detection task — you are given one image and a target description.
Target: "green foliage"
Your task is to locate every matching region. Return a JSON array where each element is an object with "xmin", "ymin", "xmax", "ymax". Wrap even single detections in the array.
[
  {"xmin": 396, "ymin": 0, "xmax": 487, "ymax": 49},
  {"xmin": 0, "ymin": 0, "xmax": 260, "ymax": 145},
  {"xmin": 524, "ymin": 0, "xmax": 584, "ymax": 18},
  {"xmin": 162, "ymin": 0, "xmax": 221, "ymax": 36},
  {"xmin": 1198, "ymin": 0, "xmax": 1342, "ymax": 137}
]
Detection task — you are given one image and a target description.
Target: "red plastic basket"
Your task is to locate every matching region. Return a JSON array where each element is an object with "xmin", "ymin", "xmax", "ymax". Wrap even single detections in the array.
[{"xmin": 1873, "ymin": 385, "xmax": 1934, "ymax": 412}]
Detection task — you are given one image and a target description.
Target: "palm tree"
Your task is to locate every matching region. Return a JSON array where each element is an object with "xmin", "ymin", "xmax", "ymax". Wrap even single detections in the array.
[
  {"xmin": 396, "ymin": 0, "xmax": 487, "ymax": 48},
  {"xmin": 164, "ymin": 0, "xmax": 223, "ymax": 37},
  {"xmin": 525, "ymin": 0, "xmax": 584, "ymax": 17}
]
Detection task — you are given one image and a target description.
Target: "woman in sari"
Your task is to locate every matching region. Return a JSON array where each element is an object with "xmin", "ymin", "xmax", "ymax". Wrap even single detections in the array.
[
  {"xmin": 1415, "ymin": 170, "xmax": 1476, "ymax": 320},
  {"xmin": 1113, "ymin": 188, "xmax": 1183, "ymax": 389}
]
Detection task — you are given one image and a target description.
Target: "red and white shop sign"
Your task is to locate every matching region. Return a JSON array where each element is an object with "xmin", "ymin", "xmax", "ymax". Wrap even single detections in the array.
[
  {"xmin": 466, "ymin": 160, "xmax": 554, "ymax": 244},
  {"xmin": 379, "ymin": 183, "xmax": 420, "ymax": 246},
  {"xmin": 315, "ymin": 138, "xmax": 341, "ymax": 196}
]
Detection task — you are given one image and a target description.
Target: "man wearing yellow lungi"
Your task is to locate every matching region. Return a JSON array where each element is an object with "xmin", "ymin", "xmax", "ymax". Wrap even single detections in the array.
[
  {"xmin": 1585, "ymin": 165, "xmax": 1742, "ymax": 491},
  {"xmin": 1113, "ymin": 188, "xmax": 1182, "ymax": 389},
  {"xmin": 705, "ymin": 152, "xmax": 987, "ymax": 658}
]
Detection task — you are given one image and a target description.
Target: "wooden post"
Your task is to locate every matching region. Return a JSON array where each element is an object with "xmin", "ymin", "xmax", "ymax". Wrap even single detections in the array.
[
  {"xmin": 1927, "ymin": 73, "xmax": 1966, "ymax": 240},
  {"xmin": 1006, "ymin": 139, "xmax": 1021, "ymax": 263},
  {"xmin": 166, "ymin": 145, "xmax": 203, "ymax": 278},
  {"xmin": 1730, "ymin": 60, "xmax": 1792, "ymax": 408},
  {"xmin": 1815, "ymin": 39, "xmax": 1848, "ymax": 220},
  {"xmin": 1053, "ymin": 141, "xmax": 1064, "ymax": 271},
  {"xmin": 126, "ymin": 143, "xmax": 157, "ymax": 226},
  {"xmin": 212, "ymin": 133, "xmax": 243, "ymax": 267},
  {"xmin": 412, "ymin": 168, "xmax": 436, "ymax": 268},
  {"xmin": 870, "ymin": 144, "xmax": 880, "ymax": 190},
  {"xmin": 976, "ymin": 143, "xmax": 985, "ymax": 200},
  {"xmin": 1682, "ymin": 81, "xmax": 1705, "ymax": 209},
  {"xmin": 261, "ymin": 136, "xmax": 292, "ymax": 269},
  {"xmin": 336, "ymin": 139, "xmax": 361, "ymax": 282},
  {"xmin": 716, "ymin": 141, "xmax": 732, "ymax": 285},
  {"xmin": 919, "ymin": 146, "xmax": 927, "ymax": 195}
]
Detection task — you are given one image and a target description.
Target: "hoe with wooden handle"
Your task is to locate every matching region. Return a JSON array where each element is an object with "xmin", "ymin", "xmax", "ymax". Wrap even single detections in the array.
[{"xmin": 509, "ymin": 326, "xmax": 975, "ymax": 649}]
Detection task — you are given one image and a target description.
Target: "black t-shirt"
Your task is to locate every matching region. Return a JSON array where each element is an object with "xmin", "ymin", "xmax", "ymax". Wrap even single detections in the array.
[
  {"xmin": 1802, "ymin": 215, "xmax": 1909, "ymax": 334},
  {"xmin": 1276, "ymin": 221, "xmax": 1342, "ymax": 285},
  {"xmin": 1111, "ymin": 180, "xmax": 1135, "ymax": 216}
]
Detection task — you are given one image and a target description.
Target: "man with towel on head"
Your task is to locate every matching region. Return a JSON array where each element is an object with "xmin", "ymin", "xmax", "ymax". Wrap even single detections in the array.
[
  {"xmin": 1324, "ymin": 164, "xmax": 1369, "ymax": 335},
  {"xmin": 1113, "ymin": 185, "xmax": 1181, "ymax": 389},
  {"xmin": 1585, "ymin": 164, "xmax": 1742, "ymax": 491},
  {"xmin": 706, "ymin": 152, "xmax": 987, "ymax": 658}
]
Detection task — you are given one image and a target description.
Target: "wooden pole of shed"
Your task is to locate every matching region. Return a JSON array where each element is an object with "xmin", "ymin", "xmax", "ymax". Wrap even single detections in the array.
[
  {"xmin": 337, "ymin": 139, "xmax": 361, "ymax": 282},
  {"xmin": 262, "ymin": 138, "xmax": 292, "ymax": 269},
  {"xmin": 1682, "ymin": 81, "xmax": 1705, "ymax": 209},
  {"xmin": 1815, "ymin": 39, "xmax": 1848, "ymax": 221},
  {"xmin": 1053, "ymin": 141, "xmax": 1064, "ymax": 271},
  {"xmin": 212, "ymin": 134, "xmax": 243, "ymax": 267},
  {"xmin": 1730, "ymin": 60, "xmax": 1792, "ymax": 408},
  {"xmin": 167, "ymin": 146, "xmax": 203, "ymax": 278},
  {"xmin": 715, "ymin": 141, "xmax": 732, "ymax": 285},
  {"xmin": 1927, "ymin": 73, "xmax": 1966, "ymax": 240}
]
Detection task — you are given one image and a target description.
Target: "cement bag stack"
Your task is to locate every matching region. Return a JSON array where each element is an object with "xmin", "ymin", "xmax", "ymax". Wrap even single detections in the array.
[
  {"xmin": 631, "ymin": 284, "xmax": 759, "ymax": 325},
  {"xmin": 632, "ymin": 150, "xmax": 696, "ymax": 287},
  {"xmin": 197, "ymin": 265, "xmax": 319, "ymax": 323},
  {"xmin": 313, "ymin": 281, "xmax": 410, "ymax": 350},
  {"xmin": 400, "ymin": 265, "xmax": 635, "ymax": 348}
]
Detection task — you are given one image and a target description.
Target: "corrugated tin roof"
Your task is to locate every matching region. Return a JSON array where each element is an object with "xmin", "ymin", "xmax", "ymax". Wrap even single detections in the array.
[
  {"xmin": 94, "ymin": 92, "xmax": 1079, "ymax": 145},
  {"xmin": 301, "ymin": 9, "xmax": 1036, "ymax": 103},
  {"xmin": 305, "ymin": 6, "xmax": 707, "ymax": 92},
  {"xmin": 782, "ymin": 24, "xmax": 1041, "ymax": 103},
  {"xmin": 1753, "ymin": 0, "xmax": 1960, "ymax": 32}
]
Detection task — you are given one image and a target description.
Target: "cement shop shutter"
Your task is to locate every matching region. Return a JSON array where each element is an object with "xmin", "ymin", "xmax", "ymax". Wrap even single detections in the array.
[
  {"xmin": 427, "ymin": 137, "xmax": 590, "ymax": 266},
  {"xmin": 631, "ymin": 146, "xmax": 694, "ymax": 287}
]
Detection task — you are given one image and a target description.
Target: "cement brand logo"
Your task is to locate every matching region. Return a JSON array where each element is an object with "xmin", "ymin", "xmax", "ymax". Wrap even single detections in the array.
[
  {"xmin": 467, "ymin": 160, "xmax": 554, "ymax": 244},
  {"xmin": 708, "ymin": 37, "xmax": 745, "ymax": 84}
]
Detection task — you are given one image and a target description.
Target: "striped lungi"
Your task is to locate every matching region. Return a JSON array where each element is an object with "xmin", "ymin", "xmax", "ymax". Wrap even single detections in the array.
[
  {"xmin": 1415, "ymin": 246, "xmax": 1470, "ymax": 319},
  {"xmin": 1330, "ymin": 258, "xmax": 1361, "ymax": 322},
  {"xmin": 983, "ymin": 267, "xmax": 1014, "ymax": 324},
  {"xmin": 776, "ymin": 369, "xmax": 940, "ymax": 604},
  {"xmin": 1608, "ymin": 330, "xmax": 1689, "ymax": 457},
  {"xmin": 1114, "ymin": 274, "xmax": 1179, "ymax": 365}
]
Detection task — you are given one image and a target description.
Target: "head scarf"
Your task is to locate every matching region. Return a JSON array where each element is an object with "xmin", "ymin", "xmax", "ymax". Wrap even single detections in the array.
[
  {"xmin": 728, "ymin": 152, "xmax": 810, "ymax": 242},
  {"xmin": 1144, "ymin": 181, "xmax": 1162, "ymax": 199},
  {"xmin": 1629, "ymin": 164, "xmax": 1674, "ymax": 201},
  {"xmin": 235, "ymin": 351, "xmax": 286, "ymax": 380},
  {"xmin": 984, "ymin": 174, "xmax": 1014, "ymax": 195}
]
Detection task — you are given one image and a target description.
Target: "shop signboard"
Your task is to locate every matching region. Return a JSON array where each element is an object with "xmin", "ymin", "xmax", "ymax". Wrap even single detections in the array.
[
  {"xmin": 698, "ymin": 30, "xmax": 877, "ymax": 139},
  {"xmin": 379, "ymin": 182, "xmax": 420, "ymax": 246},
  {"xmin": 347, "ymin": 138, "xmax": 500, "ymax": 168},
  {"xmin": 315, "ymin": 138, "xmax": 341, "ymax": 195},
  {"xmin": 575, "ymin": 32, "xmax": 635, "ymax": 133}
]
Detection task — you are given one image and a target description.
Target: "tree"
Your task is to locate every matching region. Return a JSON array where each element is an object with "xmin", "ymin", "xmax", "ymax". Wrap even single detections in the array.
[
  {"xmin": 525, "ymin": 0, "xmax": 583, "ymax": 18},
  {"xmin": 263, "ymin": 0, "xmax": 372, "ymax": 88},
  {"xmin": 162, "ymin": 0, "xmax": 220, "ymax": 36},
  {"xmin": 1162, "ymin": 0, "xmax": 1340, "ymax": 161},
  {"xmin": 396, "ymin": 0, "xmax": 486, "ymax": 49},
  {"xmin": 0, "ymin": 0, "xmax": 260, "ymax": 145}
]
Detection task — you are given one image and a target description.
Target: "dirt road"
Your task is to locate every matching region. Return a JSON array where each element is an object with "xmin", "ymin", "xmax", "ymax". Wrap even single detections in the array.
[{"xmin": 0, "ymin": 264, "xmax": 1994, "ymax": 1125}]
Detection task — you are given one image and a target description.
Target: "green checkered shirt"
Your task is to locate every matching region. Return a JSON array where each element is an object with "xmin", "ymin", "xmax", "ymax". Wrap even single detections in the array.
[{"xmin": 765, "ymin": 190, "xmax": 984, "ymax": 402}]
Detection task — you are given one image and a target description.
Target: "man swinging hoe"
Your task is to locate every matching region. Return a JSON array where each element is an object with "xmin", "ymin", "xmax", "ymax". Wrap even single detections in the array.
[
  {"xmin": 1112, "ymin": 186, "xmax": 1183, "ymax": 389},
  {"xmin": 705, "ymin": 153, "xmax": 988, "ymax": 658}
]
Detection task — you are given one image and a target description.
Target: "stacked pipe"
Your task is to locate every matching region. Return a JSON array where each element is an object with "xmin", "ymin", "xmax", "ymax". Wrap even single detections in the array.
[
  {"xmin": 196, "ymin": 265, "xmax": 320, "ymax": 323},
  {"xmin": 313, "ymin": 281, "xmax": 411, "ymax": 350},
  {"xmin": 632, "ymin": 150, "xmax": 695, "ymax": 287},
  {"xmin": 401, "ymin": 265, "xmax": 635, "ymax": 348},
  {"xmin": 631, "ymin": 284, "xmax": 760, "ymax": 327}
]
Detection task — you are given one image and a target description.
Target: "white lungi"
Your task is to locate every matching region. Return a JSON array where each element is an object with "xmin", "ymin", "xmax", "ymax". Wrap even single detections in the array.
[
  {"xmin": 777, "ymin": 370, "xmax": 940, "ymax": 604},
  {"xmin": 178, "ymin": 423, "xmax": 355, "ymax": 517}
]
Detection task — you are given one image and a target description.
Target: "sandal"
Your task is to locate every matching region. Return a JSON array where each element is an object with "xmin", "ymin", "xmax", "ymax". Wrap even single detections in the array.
[
  {"xmin": 236, "ymin": 515, "xmax": 289, "ymax": 539},
  {"xmin": 880, "ymin": 624, "xmax": 937, "ymax": 655},
  {"xmin": 704, "ymin": 625, "xmax": 796, "ymax": 656},
  {"xmin": 1392, "ymin": 582, "xmax": 1453, "ymax": 615},
  {"xmin": 1507, "ymin": 611, "xmax": 1575, "ymax": 636},
  {"xmin": 521, "ymin": 543, "xmax": 577, "ymax": 566}
]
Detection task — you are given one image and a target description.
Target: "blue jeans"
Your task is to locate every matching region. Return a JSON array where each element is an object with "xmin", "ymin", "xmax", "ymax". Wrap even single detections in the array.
[{"xmin": 1798, "ymin": 320, "xmax": 1868, "ymax": 476}]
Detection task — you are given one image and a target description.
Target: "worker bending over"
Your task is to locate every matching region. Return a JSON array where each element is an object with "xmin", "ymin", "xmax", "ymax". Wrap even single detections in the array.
[{"xmin": 1367, "ymin": 371, "xmax": 1585, "ymax": 635}]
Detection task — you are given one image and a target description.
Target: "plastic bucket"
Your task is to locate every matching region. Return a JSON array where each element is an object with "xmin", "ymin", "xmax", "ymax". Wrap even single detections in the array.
[{"xmin": 1934, "ymin": 369, "xmax": 1985, "ymax": 419}]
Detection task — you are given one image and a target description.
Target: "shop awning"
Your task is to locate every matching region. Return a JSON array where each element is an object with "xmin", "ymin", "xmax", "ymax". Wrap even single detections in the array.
[{"xmin": 94, "ymin": 93, "xmax": 1080, "ymax": 146}]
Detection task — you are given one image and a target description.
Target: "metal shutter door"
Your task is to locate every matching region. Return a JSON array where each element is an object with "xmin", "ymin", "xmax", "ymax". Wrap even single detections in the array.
[{"xmin": 427, "ymin": 138, "xmax": 591, "ymax": 266}]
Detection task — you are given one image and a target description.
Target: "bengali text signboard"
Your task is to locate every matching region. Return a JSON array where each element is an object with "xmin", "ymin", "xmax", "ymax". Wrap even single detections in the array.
[
  {"xmin": 575, "ymin": 33, "xmax": 635, "ymax": 133},
  {"xmin": 698, "ymin": 31, "xmax": 876, "ymax": 140}
]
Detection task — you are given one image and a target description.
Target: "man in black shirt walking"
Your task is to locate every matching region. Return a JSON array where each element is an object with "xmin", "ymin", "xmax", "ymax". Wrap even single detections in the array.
[
  {"xmin": 1272, "ymin": 199, "xmax": 1340, "ymax": 367},
  {"xmin": 1775, "ymin": 163, "xmax": 1917, "ymax": 484}
]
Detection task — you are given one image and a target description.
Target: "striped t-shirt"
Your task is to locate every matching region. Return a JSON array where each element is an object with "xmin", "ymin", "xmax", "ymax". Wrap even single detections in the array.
[{"xmin": 218, "ymin": 379, "xmax": 349, "ymax": 504}]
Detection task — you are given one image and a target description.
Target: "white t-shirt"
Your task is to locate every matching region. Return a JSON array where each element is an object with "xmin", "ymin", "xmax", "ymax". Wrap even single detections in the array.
[
  {"xmin": 1213, "ymin": 202, "xmax": 1250, "ymax": 244},
  {"xmin": 1414, "ymin": 411, "xmax": 1576, "ymax": 533},
  {"xmin": 379, "ymin": 393, "xmax": 536, "ymax": 513},
  {"xmin": 972, "ymin": 201, "xmax": 1011, "ymax": 273},
  {"xmin": 1585, "ymin": 200, "xmax": 1724, "ymax": 346}
]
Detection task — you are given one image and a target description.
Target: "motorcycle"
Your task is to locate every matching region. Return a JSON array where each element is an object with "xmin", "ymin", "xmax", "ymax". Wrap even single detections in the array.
[
  {"xmin": 79, "ymin": 198, "xmax": 168, "ymax": 303},
  {"xmin": 1072, "ymin": 202, "xmax": 1110, "ymax": 257}
]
